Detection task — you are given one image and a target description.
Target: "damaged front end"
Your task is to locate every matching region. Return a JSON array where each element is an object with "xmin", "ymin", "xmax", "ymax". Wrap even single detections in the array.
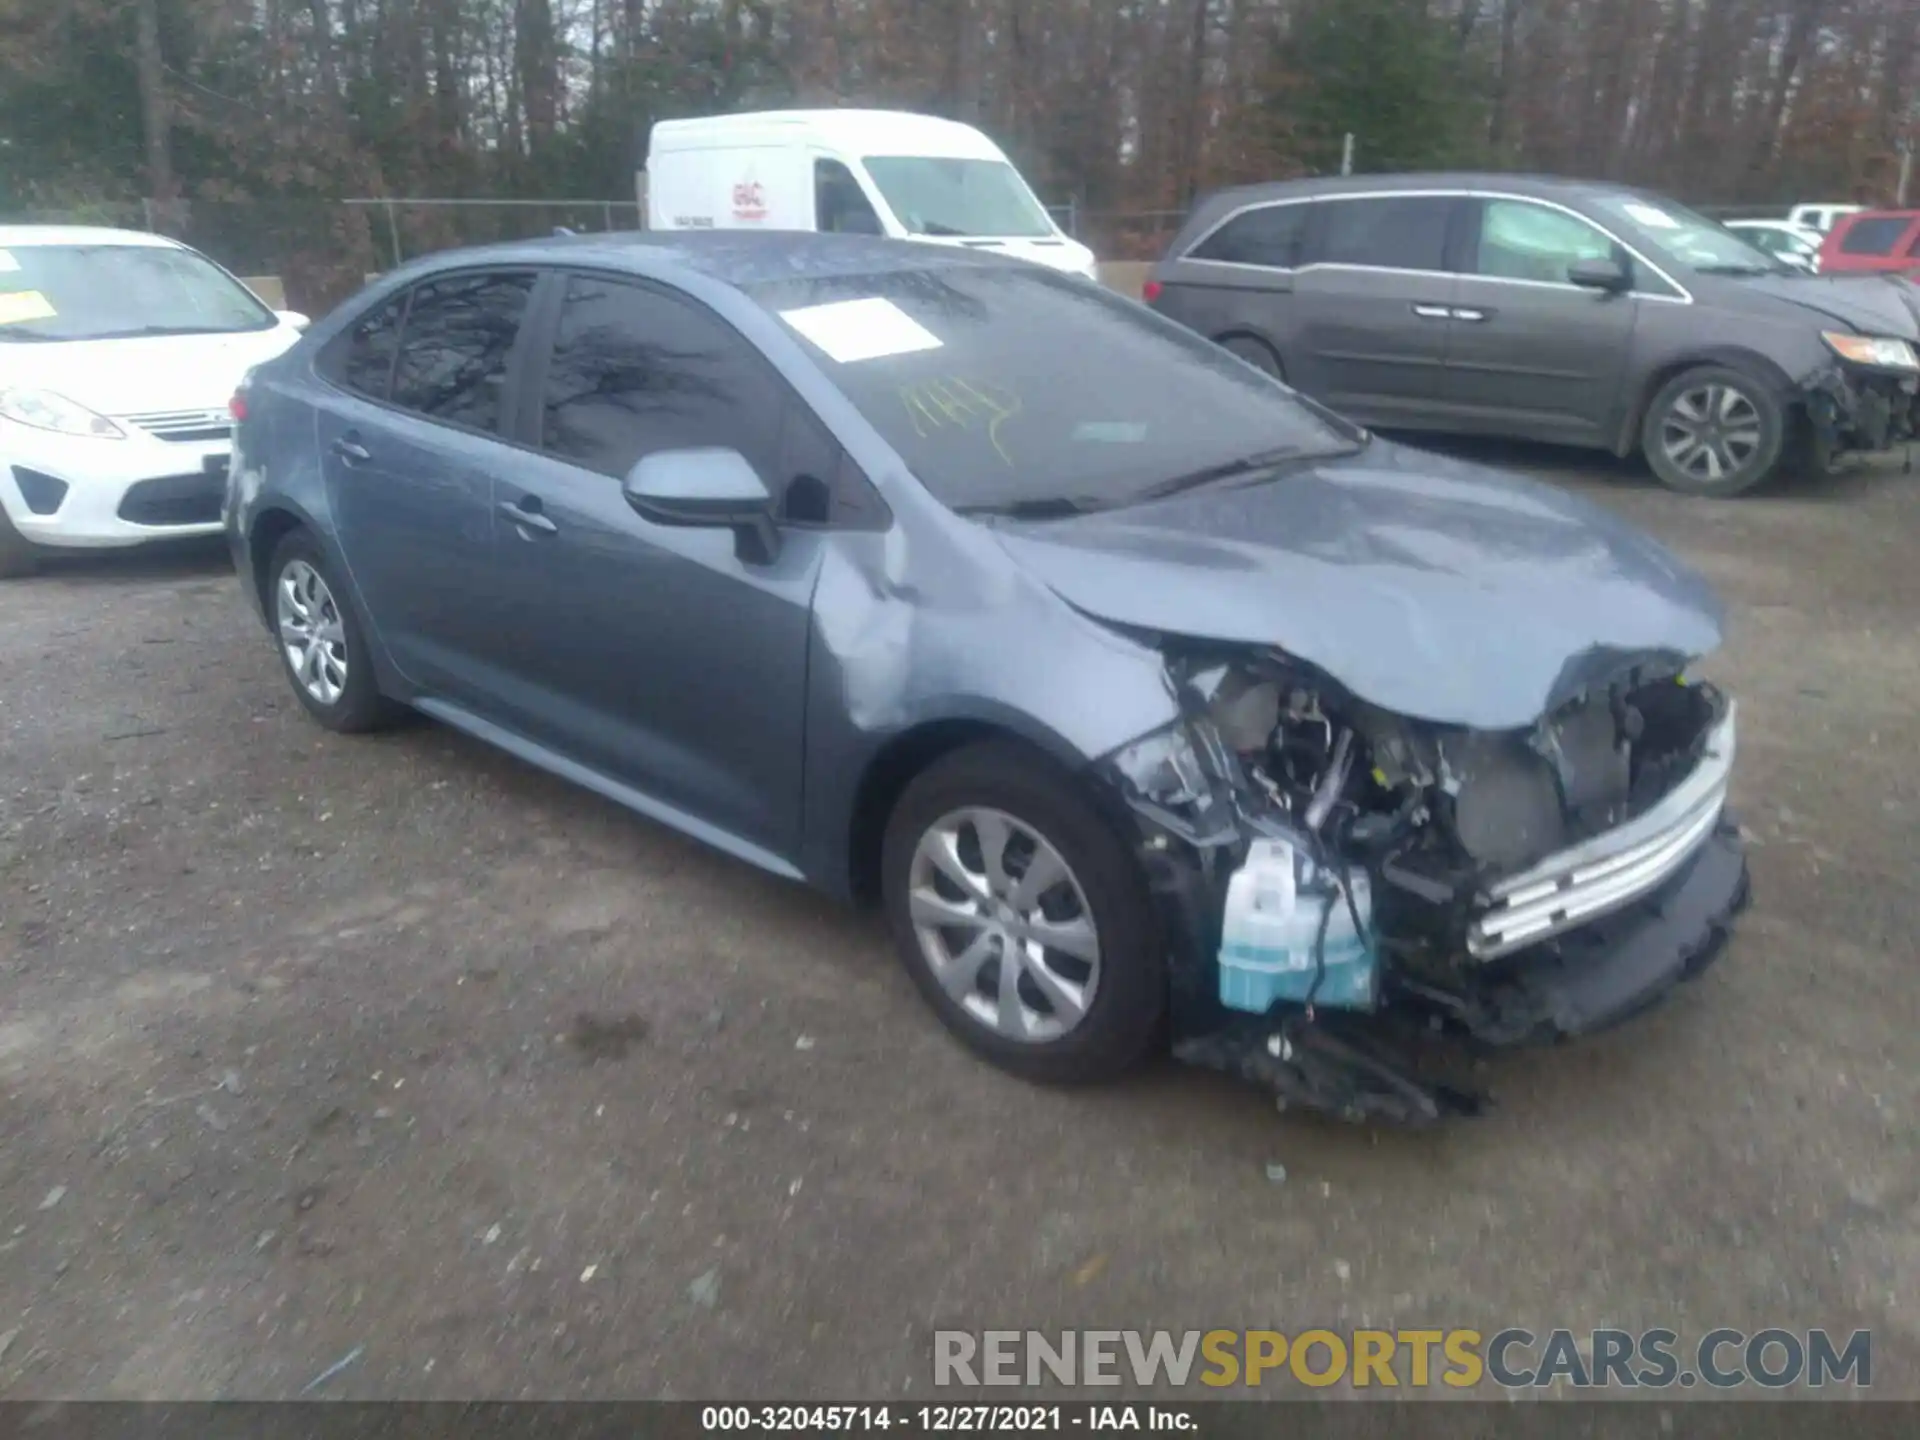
[
  {"xmin": 1101, "ymin": 644, "xmax": 1751, "ymax": 1125},
  {"xmin": 1803, "ymin": 336, "xmax": 1920, "ymax": 467}
]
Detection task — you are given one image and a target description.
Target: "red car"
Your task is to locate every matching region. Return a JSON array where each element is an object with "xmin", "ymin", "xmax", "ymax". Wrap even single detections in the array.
[{"xmin": 1817, "ymin": 209, "xmax": 1920, "ymax": 275}]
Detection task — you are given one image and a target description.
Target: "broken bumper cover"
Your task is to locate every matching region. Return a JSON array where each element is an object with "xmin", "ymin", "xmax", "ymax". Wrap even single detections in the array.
[
  {"xmin": 1468, "ymin": 702, "xmax": 1736, "ymax": 960},
  {"xmin": 1464, "ymin": 810, "xmax": 1749, "ymax": 1044},
  {"xmin": 1807, "ymin": 363, "xmax": 1920, "ymax": 458}
]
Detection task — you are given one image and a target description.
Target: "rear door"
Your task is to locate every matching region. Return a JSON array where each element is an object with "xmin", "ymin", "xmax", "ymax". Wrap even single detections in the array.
[
  {"xmin": 1286, "ymin": 193, "xmax": 1465, "ymax": 426},
  {"xmin": 1438, "ymin": 197, "xmax": 1641, "ymax": 446},
  {"xmin": 315, "ymin": 269, "xmax": 537, "ymax": 702}
]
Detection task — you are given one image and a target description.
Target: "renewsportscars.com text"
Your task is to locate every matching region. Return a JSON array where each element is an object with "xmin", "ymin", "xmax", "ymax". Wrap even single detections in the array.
[{"xmin": 933, "ymin": 1327, "xmax": 1871, "ymax": 1390}]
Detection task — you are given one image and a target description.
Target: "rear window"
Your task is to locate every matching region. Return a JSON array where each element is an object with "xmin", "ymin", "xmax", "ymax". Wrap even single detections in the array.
[
  {"xmin": 1313, "ymin": 196, "xmax": 1453, "ymax": 272},
  {"xmin": 746, "ymin": 265, "xmax": 1360, "ymax": 514},
  {"xmin": 1189, "ymin": 204, "xmax": 1307, "ymax": 268},
  {"xmin": 1838, "ymin": 218, "xmax": 1914, "ymax": 256}
]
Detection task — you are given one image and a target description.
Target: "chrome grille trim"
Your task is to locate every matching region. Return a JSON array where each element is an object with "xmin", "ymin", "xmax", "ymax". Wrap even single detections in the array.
[
  {"xmin": 123, "ymin": 408, "xmax": 233, "ymax": 442},
  {"xmin": 1467, "ymin": 702, "xmax": 1736, "ymax": 960}
]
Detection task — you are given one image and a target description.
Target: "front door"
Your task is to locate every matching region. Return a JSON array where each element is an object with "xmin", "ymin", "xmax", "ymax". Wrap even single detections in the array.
[
  {"xmin": 478, "ymin": 271, "xmax": 824, "ymax": 862},
  {"xmin": 317, "ymin": 269, "xmax": 537, "ymax": 702},
  {"xmin": 1286, "ymin": 193, "xmax": 1464, "ymax": 427},
  {"xmin": 1439, "ymin": 198, "xmax": 1640, "ymax": 445}
]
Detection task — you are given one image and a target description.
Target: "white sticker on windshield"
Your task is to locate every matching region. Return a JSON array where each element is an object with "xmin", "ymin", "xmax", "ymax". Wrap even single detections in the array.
[
  {"xmin": 1622, "ymin": 202, "xmax": 1680, "ymax": 230},
  {"xmin": 0, "ymin": 251, "xmax": 17, "ymax": 273},
  {"xmin": 779, "ymin": 298, "xmax": 942, "ymax": 364},
  {"xmin": 0, "ymin": 290, "xmax": 56, "ymax": 325}
]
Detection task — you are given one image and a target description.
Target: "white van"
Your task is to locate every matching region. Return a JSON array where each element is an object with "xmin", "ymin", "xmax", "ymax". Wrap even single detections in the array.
[
  {"xmin": 642, "ymin": 109, "xmax": 1099, "ymax": 279},
  {"xmin": 1786, "ymin": 202, "xmax": 1864, "ymax": 234}
]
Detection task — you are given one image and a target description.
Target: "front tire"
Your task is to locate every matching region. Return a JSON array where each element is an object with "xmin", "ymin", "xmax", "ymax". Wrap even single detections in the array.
[
  {"xmin": 0, "ymin": 504, "xmax": 40, "ymax": 579},
  {"xmin": 1640, "ymin": 365, "xmax": 1787, "ymax": 497},
  {"xmin": 881, "ymin": 741, "xmax": 1166, "ymax": 1085},
  {"xmin": 267, "ymin": 531, "xmax": 403, "ymax": 733}
]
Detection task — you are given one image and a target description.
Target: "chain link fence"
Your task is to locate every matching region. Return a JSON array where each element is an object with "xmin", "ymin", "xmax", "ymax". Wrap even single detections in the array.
[{"xmin": 3, "ymin": 196, "xmax": 1180, "ymax": 312}]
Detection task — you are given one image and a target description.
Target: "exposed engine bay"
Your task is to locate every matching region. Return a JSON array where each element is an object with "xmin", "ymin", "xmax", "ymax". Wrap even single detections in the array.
[{"xmin": 1104, "ymin": 641, "xmax": 1748, "ymax": 1125}]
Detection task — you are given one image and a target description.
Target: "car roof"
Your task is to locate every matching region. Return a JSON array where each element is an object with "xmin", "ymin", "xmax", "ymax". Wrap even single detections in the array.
[
  {"xmin": 649, "ymin": 109, "xmax": 1002, "ymax": 160},
  {"xmin": 389, "ymin": 229, "xmax": 1021, "ymax": 290},
  {"xmin": 0, "ymin": 224, "xmax": 185, "ymax": 249}
]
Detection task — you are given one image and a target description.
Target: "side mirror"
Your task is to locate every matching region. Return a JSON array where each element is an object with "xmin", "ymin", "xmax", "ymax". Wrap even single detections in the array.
[
  {"xmin": 275, "ymin": 309, "xmax": 311, "ymax": 331},
  {"xmin": 1568, "ymin": 257, "xmax": 1631, "ymax": 294},
  {"xmin": 622, "ymin": 447, "xmax": 780, "ymax": 564}
]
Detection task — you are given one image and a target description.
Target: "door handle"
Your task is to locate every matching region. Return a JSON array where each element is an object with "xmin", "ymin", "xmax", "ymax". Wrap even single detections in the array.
[
  {"xmin": 330, "ymin": 435, "xmax": 372, "ymax": 465},
  {"xmin": 499, "ymin": 497, "xmax": 558, "ymax": 535},
  {"xmin": 1452, "ymin": 308, "xmax": 1493, "ymax": 322},
  {"xmin": 1411, "ymin": 303, "xmax": 1451, "ymax": 320}
]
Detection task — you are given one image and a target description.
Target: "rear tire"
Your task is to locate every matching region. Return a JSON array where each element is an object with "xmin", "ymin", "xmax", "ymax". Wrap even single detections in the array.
[
  {"xmin": 0, "ymin": 504, "xmax": 40, "ymax": 579},
  {"xmin": 1220, "ymin": 334, "xmax": 1285, "ymax": 382},
  {"xmin": 881, "ymin": 741, "xmax": 1166, "ymax": 1085},
  {"xmin": 1640, "ymin": 365, "xmax": 1786, "ymax": 497},
  {"xmin": 267, "ymin": 530, "xmax": 405, "ymax": 733}
]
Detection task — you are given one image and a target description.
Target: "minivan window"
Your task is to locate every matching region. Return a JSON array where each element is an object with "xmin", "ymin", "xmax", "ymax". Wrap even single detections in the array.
[
  {"xmin": 1190, "ymin": 204, "xmax": 1307, "ymax": 268},
  {"xmin": 1591, "ymin": 195, "xmax": 1773, "ymax": 273},
  {"xmin": 861, "ymin": 156, "xmax": 1054, "ymax": 239},
  {"xmin": 1314, "ymin": 196, "xmax": 1453, "ymax": 273},
  {"xmin": 388, "ymin": 271, "xmax": 535, "ymax": 433},
  {"xmin": 0, "ymin": 242, "xmax": 275, "ymax": 343},
  {"xmin": 816, "ymin": 160, "xmax": 884, "ymax": 235},
  {"xmin": 537, "ymin": 274, "xmax": 783, "ymax": 481},
  {"xmin": 1473, "ymin": 200, "xmax": 1616, "ymax": 284},
  {"xmin": 746, "ymin": 265, "xmax": 1360, "ymax": 514},
  {"xmin": 1838, "ymin": 218, "xmax": 1912, "ymax": 256}
]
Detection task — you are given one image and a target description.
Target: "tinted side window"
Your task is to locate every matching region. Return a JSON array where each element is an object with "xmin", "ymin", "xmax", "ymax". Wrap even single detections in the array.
[
  {"xmin": 538, "ymin": 275, "xmax": 784, "ymax": 482},
  {"xmin": 1473, "ymin": 200, "xmax": 1616, "ymax": 283},
  {"xmin": 817, "ymin": 160, "xmax": 883, "ymax": 235},
  {"xmin": 388, "ymin": 272, "xmax": 535, "ymax": 432},
  {"xmin": 1190, "ymin": 204, "xmax": 1307, "ymax": 267},
  {"xmin": 1839, "ymin": 218, "xmax": 1910, "ymax": 255},
  {"xmin": 325, "ymin": 293, "xmax": 407, "ymax": 400},
  {"xmin": 1315, "ymin": 196, "xmax": 1454, "ymax": 272}
]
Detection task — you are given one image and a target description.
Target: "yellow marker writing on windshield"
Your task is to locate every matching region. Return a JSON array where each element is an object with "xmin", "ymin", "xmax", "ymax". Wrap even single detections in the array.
[{"xmin": 897, "ymin": 376, "xmax": 1022, "ymax": 465}]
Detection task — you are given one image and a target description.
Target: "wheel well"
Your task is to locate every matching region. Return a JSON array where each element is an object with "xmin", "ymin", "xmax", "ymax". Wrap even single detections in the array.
[
  {"xmin": 1618, "ymin": 351, "xmax": 1800, "ymax": 457},
  {"xmin": 847, "ymin": 720, "xmax": 1057, "ymax": 908},
  {"xmin": 1213, "ymin": 330, "xmax": 1283, "ymax": 374},
  {"xmin": 248, "ymin": 508, "xmax": 306, "ymax": 612}
]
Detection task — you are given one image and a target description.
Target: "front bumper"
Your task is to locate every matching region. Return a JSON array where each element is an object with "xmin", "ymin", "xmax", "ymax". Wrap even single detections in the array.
[
  {"xmin": 1, "ymin": 414, "xmax": 233, "ymax": 550},
  {"xmin": 1807, "ymin": 362, "xmax": 1920, "ymax": 460},
  {"xmin": 1468, "ymin": 703, "xmax": 1736, "ymax": 959}
]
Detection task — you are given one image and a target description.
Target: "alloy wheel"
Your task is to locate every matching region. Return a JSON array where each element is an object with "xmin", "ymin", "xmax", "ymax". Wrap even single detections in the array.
[
  {"xmin": 276, "ymin": 559, "xmax": 349, "ymax": 706},
  {"xmin": 1660, "ymin": 383, "xmax": 1764, "ymax": 485},
  {"xmin": 905, "ymin": 807, "xmax": 1102, "ymax": 1043}
]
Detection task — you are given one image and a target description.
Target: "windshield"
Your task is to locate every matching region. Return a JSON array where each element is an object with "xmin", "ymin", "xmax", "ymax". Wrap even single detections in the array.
[
  {"xmin": 749, "ymin": 264, "xmax": 1362, "ymax": 514},
  {"xmin": 860, "ymin": 157, "xmax": 1056, "ymax": 239},
  {"xmin": 1593, "ymin": 195, "xmax": 1782, "ymax": 274},
  {"xmin": 0, "ymin": 243, "xmax": 276, "ymax": 342}
]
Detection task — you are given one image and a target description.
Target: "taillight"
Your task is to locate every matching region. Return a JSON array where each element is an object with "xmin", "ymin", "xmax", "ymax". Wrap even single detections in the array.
[
  {"xmin": 1142, "ymin": 279, "xmax": 1164, "ymax": 303},
  {"xmin": 229, "ymin": 391, "xmax": 248, "ymax": 422}
]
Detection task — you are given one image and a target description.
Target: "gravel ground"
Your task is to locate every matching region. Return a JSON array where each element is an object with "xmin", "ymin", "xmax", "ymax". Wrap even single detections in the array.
[{"xmin": 0, "ymin": 446, "xmax": 1915, "ymax": 1401}]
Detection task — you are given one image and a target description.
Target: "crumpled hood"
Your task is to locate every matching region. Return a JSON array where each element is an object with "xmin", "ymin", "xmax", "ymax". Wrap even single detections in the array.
[
  {"xmin": 989, "ymin": 442, "xmax": 1725, "ymax": 730},
  {"xmin": 0, "ymin": 326, "xmax": 300, "ymax": 415},
  {"xmin": 1729, "ymin": 272, "xmax": 1920, "ymax": 338}
]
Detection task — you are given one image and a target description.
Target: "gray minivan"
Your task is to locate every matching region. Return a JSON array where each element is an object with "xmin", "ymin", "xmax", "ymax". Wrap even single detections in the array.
[{"xmin": 1146, "ymin": 174, "xmax": 1920, "ymax": 496}]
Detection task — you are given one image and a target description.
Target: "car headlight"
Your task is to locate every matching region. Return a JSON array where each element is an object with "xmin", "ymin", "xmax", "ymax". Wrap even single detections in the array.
[
  {"xmin": 1112, "ymin": 724, "xmax": 1211, "ymax": 808},
  {"xmin": 1822, "ymin": 332, "xmax": 1920, "ymax": 370},
  {"xmin": 0, "ymin": 387, "xmax": 126, "ymax": 439}
]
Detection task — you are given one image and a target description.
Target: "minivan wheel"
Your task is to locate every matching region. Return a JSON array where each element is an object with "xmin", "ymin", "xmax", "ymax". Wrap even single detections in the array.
[
  {"xmin": 1220, "ymin": 334, "xmax": 1285, "ymax": 382},
  {"xmin": 881, "ymin": 741, "xmax": 1166, "ymax": 1085},
  {"xmin": 1641, "ymin": 366, "xmax": 1786, "ymax": 497},
  {"xmin": 268, "ymin": 532, "xmax": 403, "ymax": 733},
  {"xmin": 0, "ymin": 505, "xmax": 39, "ymax": 579}
]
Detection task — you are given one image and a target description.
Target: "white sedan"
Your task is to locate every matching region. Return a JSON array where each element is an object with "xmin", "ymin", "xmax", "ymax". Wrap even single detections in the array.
[
  {"xmin": 0, "ymin": 226, "xmax": 307, "ymax": 577},
  {"xmin": 1723, "ymin": 219, "xmax": 1824, "ymax": 272}
]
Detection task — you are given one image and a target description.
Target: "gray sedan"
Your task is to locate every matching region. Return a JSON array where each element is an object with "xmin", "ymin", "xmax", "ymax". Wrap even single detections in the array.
[
  {"xmin": 1146, "ymin": 174, "xmax": 1920, "ymax": 495},
  {"xmin": 227, "ymin": 233, "xmax": 1749, "ymax": 1123}
]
